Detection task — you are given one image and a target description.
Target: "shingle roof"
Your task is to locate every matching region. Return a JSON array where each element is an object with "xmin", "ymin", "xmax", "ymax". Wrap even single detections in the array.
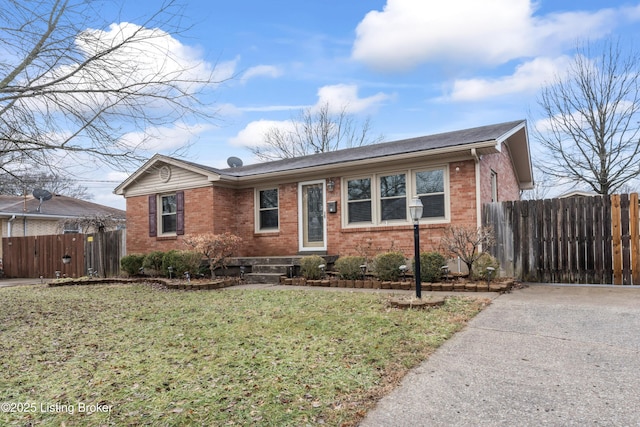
[
  {"xmin": 0, "ymin": 194, "xmax": 126, "ymax": 218},
  {"xmin": 214, "ymin": 120, "xmax": 525, "ymax": 177},
  {"xmin": 115, "ymin": 119, "xmax": 531, "ymax": 195}
]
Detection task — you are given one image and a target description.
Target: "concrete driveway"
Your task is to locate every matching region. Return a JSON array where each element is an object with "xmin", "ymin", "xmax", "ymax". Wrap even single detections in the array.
[{"xmin": 360, "ymin": 285, "xmax": 640, "ymax": 427}]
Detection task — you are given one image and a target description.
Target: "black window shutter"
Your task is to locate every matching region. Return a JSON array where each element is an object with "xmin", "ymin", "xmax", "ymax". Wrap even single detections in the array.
[
  {"xmin": 176, "ymin": 190, "xmax": 185, "ymax": 235},
  {"xmin": 148, "ymin": 195, "xmax": 157, "ymax": 237}
]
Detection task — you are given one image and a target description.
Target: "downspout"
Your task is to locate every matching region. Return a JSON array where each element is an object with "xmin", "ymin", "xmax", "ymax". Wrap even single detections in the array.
[
  {"xmin": 471, "ymin": 148, "xmax": 482, "ymax": 230},
  {"xmin": 7, "ymin": 215, "xmax": 16, "ymax": 238}
]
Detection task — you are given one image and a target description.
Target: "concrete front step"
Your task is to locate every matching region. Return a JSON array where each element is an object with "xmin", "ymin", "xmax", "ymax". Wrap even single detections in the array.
[
  {"xmin": 230, "ymin": 255, "xmax": 339, "ymax": 285},
  {"xmin": 244, "ymin": 272, "xmax": 283, "ymax": 284}
]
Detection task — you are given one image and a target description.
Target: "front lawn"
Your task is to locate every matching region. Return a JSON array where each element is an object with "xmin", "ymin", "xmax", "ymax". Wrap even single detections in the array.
[{"xmin": 0, "ymin": 284, "xmax": 488, "ymax": 426}]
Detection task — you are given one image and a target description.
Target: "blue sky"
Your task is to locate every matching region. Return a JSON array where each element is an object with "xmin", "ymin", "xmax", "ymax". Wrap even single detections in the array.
[{"xmin": 76, "ymin": 0, "xmax": 640, "ymax": 208}]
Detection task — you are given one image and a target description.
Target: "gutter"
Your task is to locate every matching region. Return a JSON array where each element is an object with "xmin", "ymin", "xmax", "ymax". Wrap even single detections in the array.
[
  {"xmin": 7, "ymin": 215, "xmax": 15, "ymax": 238},
  {"xmin": 219, "ymin": 140, "xmax": 500, "ymax": 184},
  {"xmin": 471, "ymin": 148, "xmax": 482, "ymax": 230}
]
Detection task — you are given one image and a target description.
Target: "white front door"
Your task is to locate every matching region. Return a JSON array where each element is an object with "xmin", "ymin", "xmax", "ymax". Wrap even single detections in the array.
[{"xmin": 299, "ymin": 181, "xmax": 326, "ymax": 251}]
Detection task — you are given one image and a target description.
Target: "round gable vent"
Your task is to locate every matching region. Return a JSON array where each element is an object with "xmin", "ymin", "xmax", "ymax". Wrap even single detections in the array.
[{"xmin": 159, "ymin": 165, "xmax": 171, "ymax": 182}]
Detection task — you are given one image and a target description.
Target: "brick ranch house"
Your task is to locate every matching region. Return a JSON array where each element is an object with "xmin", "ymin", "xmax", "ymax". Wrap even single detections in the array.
[{"xmin": 115, "ymin": 120, "xmax": 533, "ymax": 272}]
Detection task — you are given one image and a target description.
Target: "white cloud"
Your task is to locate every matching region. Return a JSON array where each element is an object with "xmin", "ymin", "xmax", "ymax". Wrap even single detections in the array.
[
  {"xmin": 230, "ymin": 84, "xmax": 392, "ymax": 148},
  {"xmin": 119, "ymin": 123, "xmax": 214, "ymax": 151},
  {"xmin": 314, "ymin": 84, "xmax": 391, "ymax": 113},
  {"xmin": 352, "ymin": 0, "xmax": 619, "ymax": 71},
  {"xmin": 240, "ymin": 65, "xmax": 283, "ymax": 83},
  {"xmin": 228, "ymin": 120, "xmax": 295, "ymax": 147},
  {"xmin": 446, "ymin": 56, "xmax": 572, "ymax": 101}
]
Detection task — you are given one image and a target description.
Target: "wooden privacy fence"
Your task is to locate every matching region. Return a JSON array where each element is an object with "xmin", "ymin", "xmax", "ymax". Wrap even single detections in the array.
[
  {"xmin": 1, "ymin": 230, "xmax": 125, "ymax": 279},
  {"xmin": 482, "ymin": 193, "xmax": 640, "ymax": 285}
]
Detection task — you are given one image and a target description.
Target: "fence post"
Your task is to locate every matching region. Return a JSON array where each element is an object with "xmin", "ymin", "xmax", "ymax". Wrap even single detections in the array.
[
  {"xmin": 611, "ymin": 194, "xmax": 622, "ymax": 285},
  {"xmin": 631, "ymin": 193, "xmax": 640, "ymax": 285}
]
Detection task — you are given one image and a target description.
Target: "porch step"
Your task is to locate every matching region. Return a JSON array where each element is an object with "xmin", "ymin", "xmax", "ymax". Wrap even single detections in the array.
[
  {"xmin": 244, "ymin": 272, "xmax": 284, "ymax": 285},
  {"xmin": 230, "ymin": 255, "xmax": 338, "ymax": 285}
]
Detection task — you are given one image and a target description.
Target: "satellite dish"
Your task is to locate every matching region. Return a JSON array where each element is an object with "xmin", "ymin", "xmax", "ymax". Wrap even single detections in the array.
[
  {"xmin": 32, "ymin": 188, "xmax": 52, "ymax": 213},
  {"xmin": 32, "ymin": 188, "xmax": 53, "ymax": 201},
  {"xmin": 227, "ymin": 156, "xmax": 243, "ymax": 168}
]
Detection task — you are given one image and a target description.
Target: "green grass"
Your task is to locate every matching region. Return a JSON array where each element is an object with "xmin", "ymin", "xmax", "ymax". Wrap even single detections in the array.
[{"xmin": 0, "ymin": 284, "xmax": 489, "ymax": 426}]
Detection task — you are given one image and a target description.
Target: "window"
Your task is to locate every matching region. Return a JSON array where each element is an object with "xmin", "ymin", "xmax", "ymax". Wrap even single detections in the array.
[
  {"xmin": 148, "ymin": 191, "xmax": 184, "ymax": 237},
  {"xmin": 343, "ymin": 166, "xmax": 448, "ymax": 226},
  {"xmin": 258, "ymin": 188, "xmax": 279, "ymax": 230},
  {"xmin": 490, "ymin": 170, "xmax": 498, "ymax": 202},
  {"xmin": 415, "ymin": 169, "xmax": 445, "ymax": 218},
  {"xmin": 380, "ymin": 173, "xmax": 406, "ymax": 221},
  {"xmin": 161, "ymin": 194, "xmax": 177, "ymax": 234},
  {"xmin": 62, "ymin": 222, "xmax": 81, "ymax": 234},
  {"xmin": 347, "ymin": 178, "xmax": 372, "ymax": 223}
]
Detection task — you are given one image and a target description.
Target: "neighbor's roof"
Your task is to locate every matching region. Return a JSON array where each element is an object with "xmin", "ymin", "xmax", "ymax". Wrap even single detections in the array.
[
  {"xmin": 0, "ymin": 194, "xmax": 126, "ymax": 219},
  {"xmin": 115, "ymin": 119, "xmax": 533, "ymax": 193}
]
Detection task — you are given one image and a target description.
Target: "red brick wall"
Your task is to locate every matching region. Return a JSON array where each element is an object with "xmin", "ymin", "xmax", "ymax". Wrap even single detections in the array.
[
  {"xmin": 126, "ymin": 187, "xmax": 217, "ymax": 254},
  {"xmin": 233, "ymin": 183, "xmax": 299, "ymax": 256},
  {"xmin": 480, "ymin": 143, "xmax": 521, "ymax": 203},
  {"xmin": 127, "ymin": 157, "xmax": 515, "ymax": 260}
]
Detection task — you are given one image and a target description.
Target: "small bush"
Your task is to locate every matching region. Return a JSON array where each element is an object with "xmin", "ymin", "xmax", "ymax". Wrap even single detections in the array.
[
  {"xmin": 120, "ymin": 254, "xmax": 146, "ymax": 276},
  {"xmin": 471, "ymin": 252, "xmax": 500, "ymax": 280},
  {"xmin": 142, "ymin": 251, "xmax": 165, "ymax": 274},
  {"xmin": 334, "ymin": 256, "xmax": 366, "ymax": 280},
  {"xmin": 161, "ymin": 250, "xmax": 203, "ymax": 278},
  {"xmin": 299, "ymin": 255, "xmax": 326, "ymax": 280},
  {"xmin": 372, "ymin": 251, "xmax": 406, "ymax": 281},
  {"xmin": 414, "ymin": 251, "xmax": 447, "ymax": 282}
]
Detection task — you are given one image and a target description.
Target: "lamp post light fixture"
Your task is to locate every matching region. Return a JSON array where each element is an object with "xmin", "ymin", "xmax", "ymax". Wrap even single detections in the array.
[
  {"xmin": 167, "ymin": 266, "xmax": 173, "ymax": 279},
  {"xmin": 360, "ymin": 264, "xmax": 367, "ymax": 280},
  {"xmin": 399, "ymin": 264, "xmax": 408, "ymax": 281},
  {"xmin": 409, "ymin": 197, "xmax": 424, "ymax": 298},
  {"xmin": 318, "ymin": 264, "xmax": 326, "ymax": 279}
]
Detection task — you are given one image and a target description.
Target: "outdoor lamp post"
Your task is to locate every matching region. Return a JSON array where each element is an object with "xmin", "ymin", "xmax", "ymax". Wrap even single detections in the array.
[{"xmin": 409, "ymin": 197, "xmax": 423, "ymax": 298}]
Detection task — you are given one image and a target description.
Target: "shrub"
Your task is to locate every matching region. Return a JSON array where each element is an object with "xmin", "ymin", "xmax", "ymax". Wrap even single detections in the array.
[
  {"xmin": 161, "ymin": 250, "xmax": 203, "ymax": 278},
  {"xmin": 372, "ymin": 251, "xmax": 406, "ymax": 281},
  {"xmin": 334, "ymin": 256, "xmax": 366, "ymax": 280},
  {"xmin": 120, "ymin": 254, "xmax": 145, "ymax": 276},
  {"xmin": 414, "ymin": 251, "xmax": 447, "ymax": 282},
  {"xmin": 183, "ymin": 232, "xmax": 243, "ymax": 278},
  {"xmin": 471, "ymin": 252, "xmax": 500, "ymax": 280},
  {"xmin": 142, "ymin": 251, "xmax": 165, "ymax": 275},
  {"xmin": 299, "ymin": 255, "xmax": 326, "ymax": 280}
]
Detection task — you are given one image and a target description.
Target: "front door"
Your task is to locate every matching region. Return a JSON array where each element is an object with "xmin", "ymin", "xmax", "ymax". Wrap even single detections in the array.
[{"xmin": 299, "ymin": 181, "xmax": 326, "ymax": 251}]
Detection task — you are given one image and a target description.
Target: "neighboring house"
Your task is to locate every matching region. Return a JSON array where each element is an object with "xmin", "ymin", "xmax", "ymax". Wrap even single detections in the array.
[
  {"xmin": 558, "ymin": 190, "xmax": 599, "ymax": 198},
  {"xmin": 0, "ymin": 194, "xmax": 126, "ymax": 261},
  {"xmin": 115, "ymin": 120, "xmax": 533, "ymax": 260}
]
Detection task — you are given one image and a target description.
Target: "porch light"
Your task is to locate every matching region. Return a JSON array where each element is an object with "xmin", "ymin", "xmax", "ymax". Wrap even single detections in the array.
[
  {"xmin": 327, "ymin": 178, "xmax": 335, "ymax": 192},
  {"xmin": 409, "ymin": 197, "xmax": 423, "ymax": 298}
]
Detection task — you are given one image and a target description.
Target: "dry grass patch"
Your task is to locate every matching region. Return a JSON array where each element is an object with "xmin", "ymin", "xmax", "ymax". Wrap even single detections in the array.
[{"xmin": 0, "ymin": 284, "xmax": 489, "ymax": 426}]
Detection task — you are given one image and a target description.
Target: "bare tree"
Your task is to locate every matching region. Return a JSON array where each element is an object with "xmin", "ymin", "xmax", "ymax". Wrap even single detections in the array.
[
  {"xmin": 534, "ymin": 39, "xmax": 640, "ymax": 195},
  {"xmin": 440, "ymin": 225, "xmax": 495, "ymax": 276},
  {"xmin": 250, "ymin": 102, "xmax": 384, "ymax": 161},
  {"xmin": 520, "ymin": 166, "xmax": 554, "ymax": 200},
  {"xmin": 0, "ymin": 172, "xmax": 92, "ymax": 199},
  {"xmin": 0, "ymin": 0, "xmax": 225, "ymax": 175}
]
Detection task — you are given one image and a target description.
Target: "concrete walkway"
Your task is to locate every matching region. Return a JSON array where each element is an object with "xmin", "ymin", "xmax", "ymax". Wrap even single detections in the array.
[{"xmin": 360, "ymin": 284, "xmax": 640, "ymax": 427}]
